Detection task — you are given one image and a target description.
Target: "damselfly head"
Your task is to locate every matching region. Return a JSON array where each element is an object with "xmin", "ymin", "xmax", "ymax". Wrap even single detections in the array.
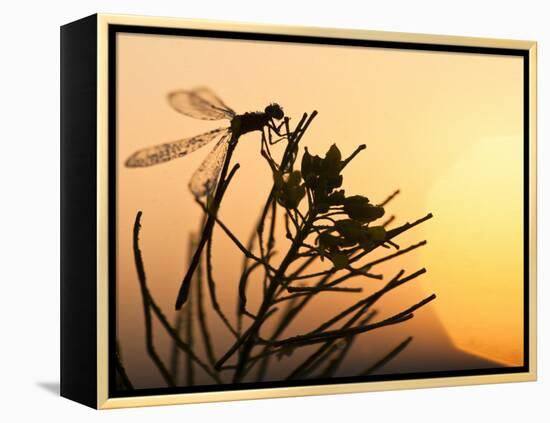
[{"xmin": 265, "ymin": 103, "xmax": 284, "ymax": 120}]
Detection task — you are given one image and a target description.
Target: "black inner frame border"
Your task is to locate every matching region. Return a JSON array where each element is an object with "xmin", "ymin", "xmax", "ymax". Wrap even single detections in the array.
[{"xmin": 108, "ymin": 24, "xmax": 531, "ymax": 399}]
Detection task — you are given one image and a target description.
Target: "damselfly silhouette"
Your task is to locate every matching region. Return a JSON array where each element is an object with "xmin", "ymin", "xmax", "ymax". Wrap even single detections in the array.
[
  {"xmin": 125, "ymin": 87, "xmax": 286, "ymax": 197},
  {"xmin": 125, "ymin": 87, "xmax": 288, "ymax": 309}
]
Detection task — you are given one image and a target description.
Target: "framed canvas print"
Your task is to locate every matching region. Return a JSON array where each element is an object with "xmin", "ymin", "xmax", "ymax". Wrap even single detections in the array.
[{"xmin": 60, "ymin": 13, "xmax": 537, "ymax": 409}]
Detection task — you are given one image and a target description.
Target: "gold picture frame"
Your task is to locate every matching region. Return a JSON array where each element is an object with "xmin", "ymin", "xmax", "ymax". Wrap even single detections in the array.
[{"xmin": 60, "ymin": 13, "xmax": 537, "ymax": 409}]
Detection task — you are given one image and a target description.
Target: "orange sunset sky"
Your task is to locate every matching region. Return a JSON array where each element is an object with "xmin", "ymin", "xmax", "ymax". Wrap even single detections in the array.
[{"xmin": 115, "ymin": 32, "xmax": 524, "ymax": 388}]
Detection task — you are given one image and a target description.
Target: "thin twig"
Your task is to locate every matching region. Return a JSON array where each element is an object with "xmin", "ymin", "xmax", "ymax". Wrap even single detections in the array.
[
  {"xmin": 359, "ymin": 337, "xmax": 414, "ymax": 376},
  {"xmin": 340, "ymin": 144, "xmax": 366, "ymax": 170},
  {"xmin": 239, "ymin": 255, "xmax": 273, "ymax": 317},
  {"xmin": 196, "ymin": 248, "xmax": 217, "ymax": 368},
  {"xmin": 133, "ymin": 212, "xmax": 176, "ymax": 387},
  {"xmin": 274, "ymin": 287, "xmax": 363, "ymax": 303},
  {"xmin": 265, "ymin": 294, "xmax": 435, "ymax": 349},
  {"xmin": 360, "ymin": 240, "xmax": 427, "ymax": 269},
  {"xmin": 170, "ymin": 234, "xmax": 198, "ymax": 381},
  {"xmin": 378, "ymin": 189, "xmax": 400, "ymax": 207},
  {"xmin": 257, "ymin": 114, "xmax": 309, "ymax": 261},
  {"xmin": 206, "ymin": 232, "xmax": 239, "ymax": 337},
  {"xmin": 185, "ymin": 281, "xmax": 195, "ymax": 386},
  {"xmin": 196, "ymin": 199, "xmax": 276, "ymax": 273},
  {"xmin": 286, "ymin": 309, "xmax": 377, "ymax": 380},
  {"xmin": 237, "ymin": 212, "xmax": 265, "ymax": 335},
  {"xmin": 382, "ymin": 215, "xmax": 395, "ymax": 228},
  {"xmin": 287, "ymin": 286, "xmax": 362, "ymax": 293},
  {"xmin": 254, "ymin": 295, "xmax": 300, "ymax": 381},
  {"xmin": 319, "ymin": 312, "xmax": 378, "ymax": 378},
  {"xmin": 349, "ymin": 213, "xmax": 433, "ymax": 265},
  {"xmin": 314, "ymin": 269, "xmax": 420, "ymax": 333},
  {"xmin": 114, "ymin": 342, "xmax": 134, "ymax": 390},
  {"xmin": 170, "ymin": 300, "xmax": 185, "ymax": 381}
]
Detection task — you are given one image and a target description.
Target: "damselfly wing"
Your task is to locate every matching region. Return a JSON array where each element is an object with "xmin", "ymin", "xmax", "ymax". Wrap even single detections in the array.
[
  {"xmin": 168, "ymin": 87, "xmax": 236, "ymax": 121},
  {"xmin": 125, "ymin": 88, "xmax": 238, "ymax": 197}
]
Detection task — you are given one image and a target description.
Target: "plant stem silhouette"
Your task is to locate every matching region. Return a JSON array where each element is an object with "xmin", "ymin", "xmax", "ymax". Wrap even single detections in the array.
[
  {"xmin": 114, "ymin": 342, "xmax": 134, "ymax": 390},
  {"xmin": 129, "ymin": 110, "xmax": 436, "ymax": 387},
  {"xmin": 133, "ymin": 211, "xmax": 221, "ymax": 384}
]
